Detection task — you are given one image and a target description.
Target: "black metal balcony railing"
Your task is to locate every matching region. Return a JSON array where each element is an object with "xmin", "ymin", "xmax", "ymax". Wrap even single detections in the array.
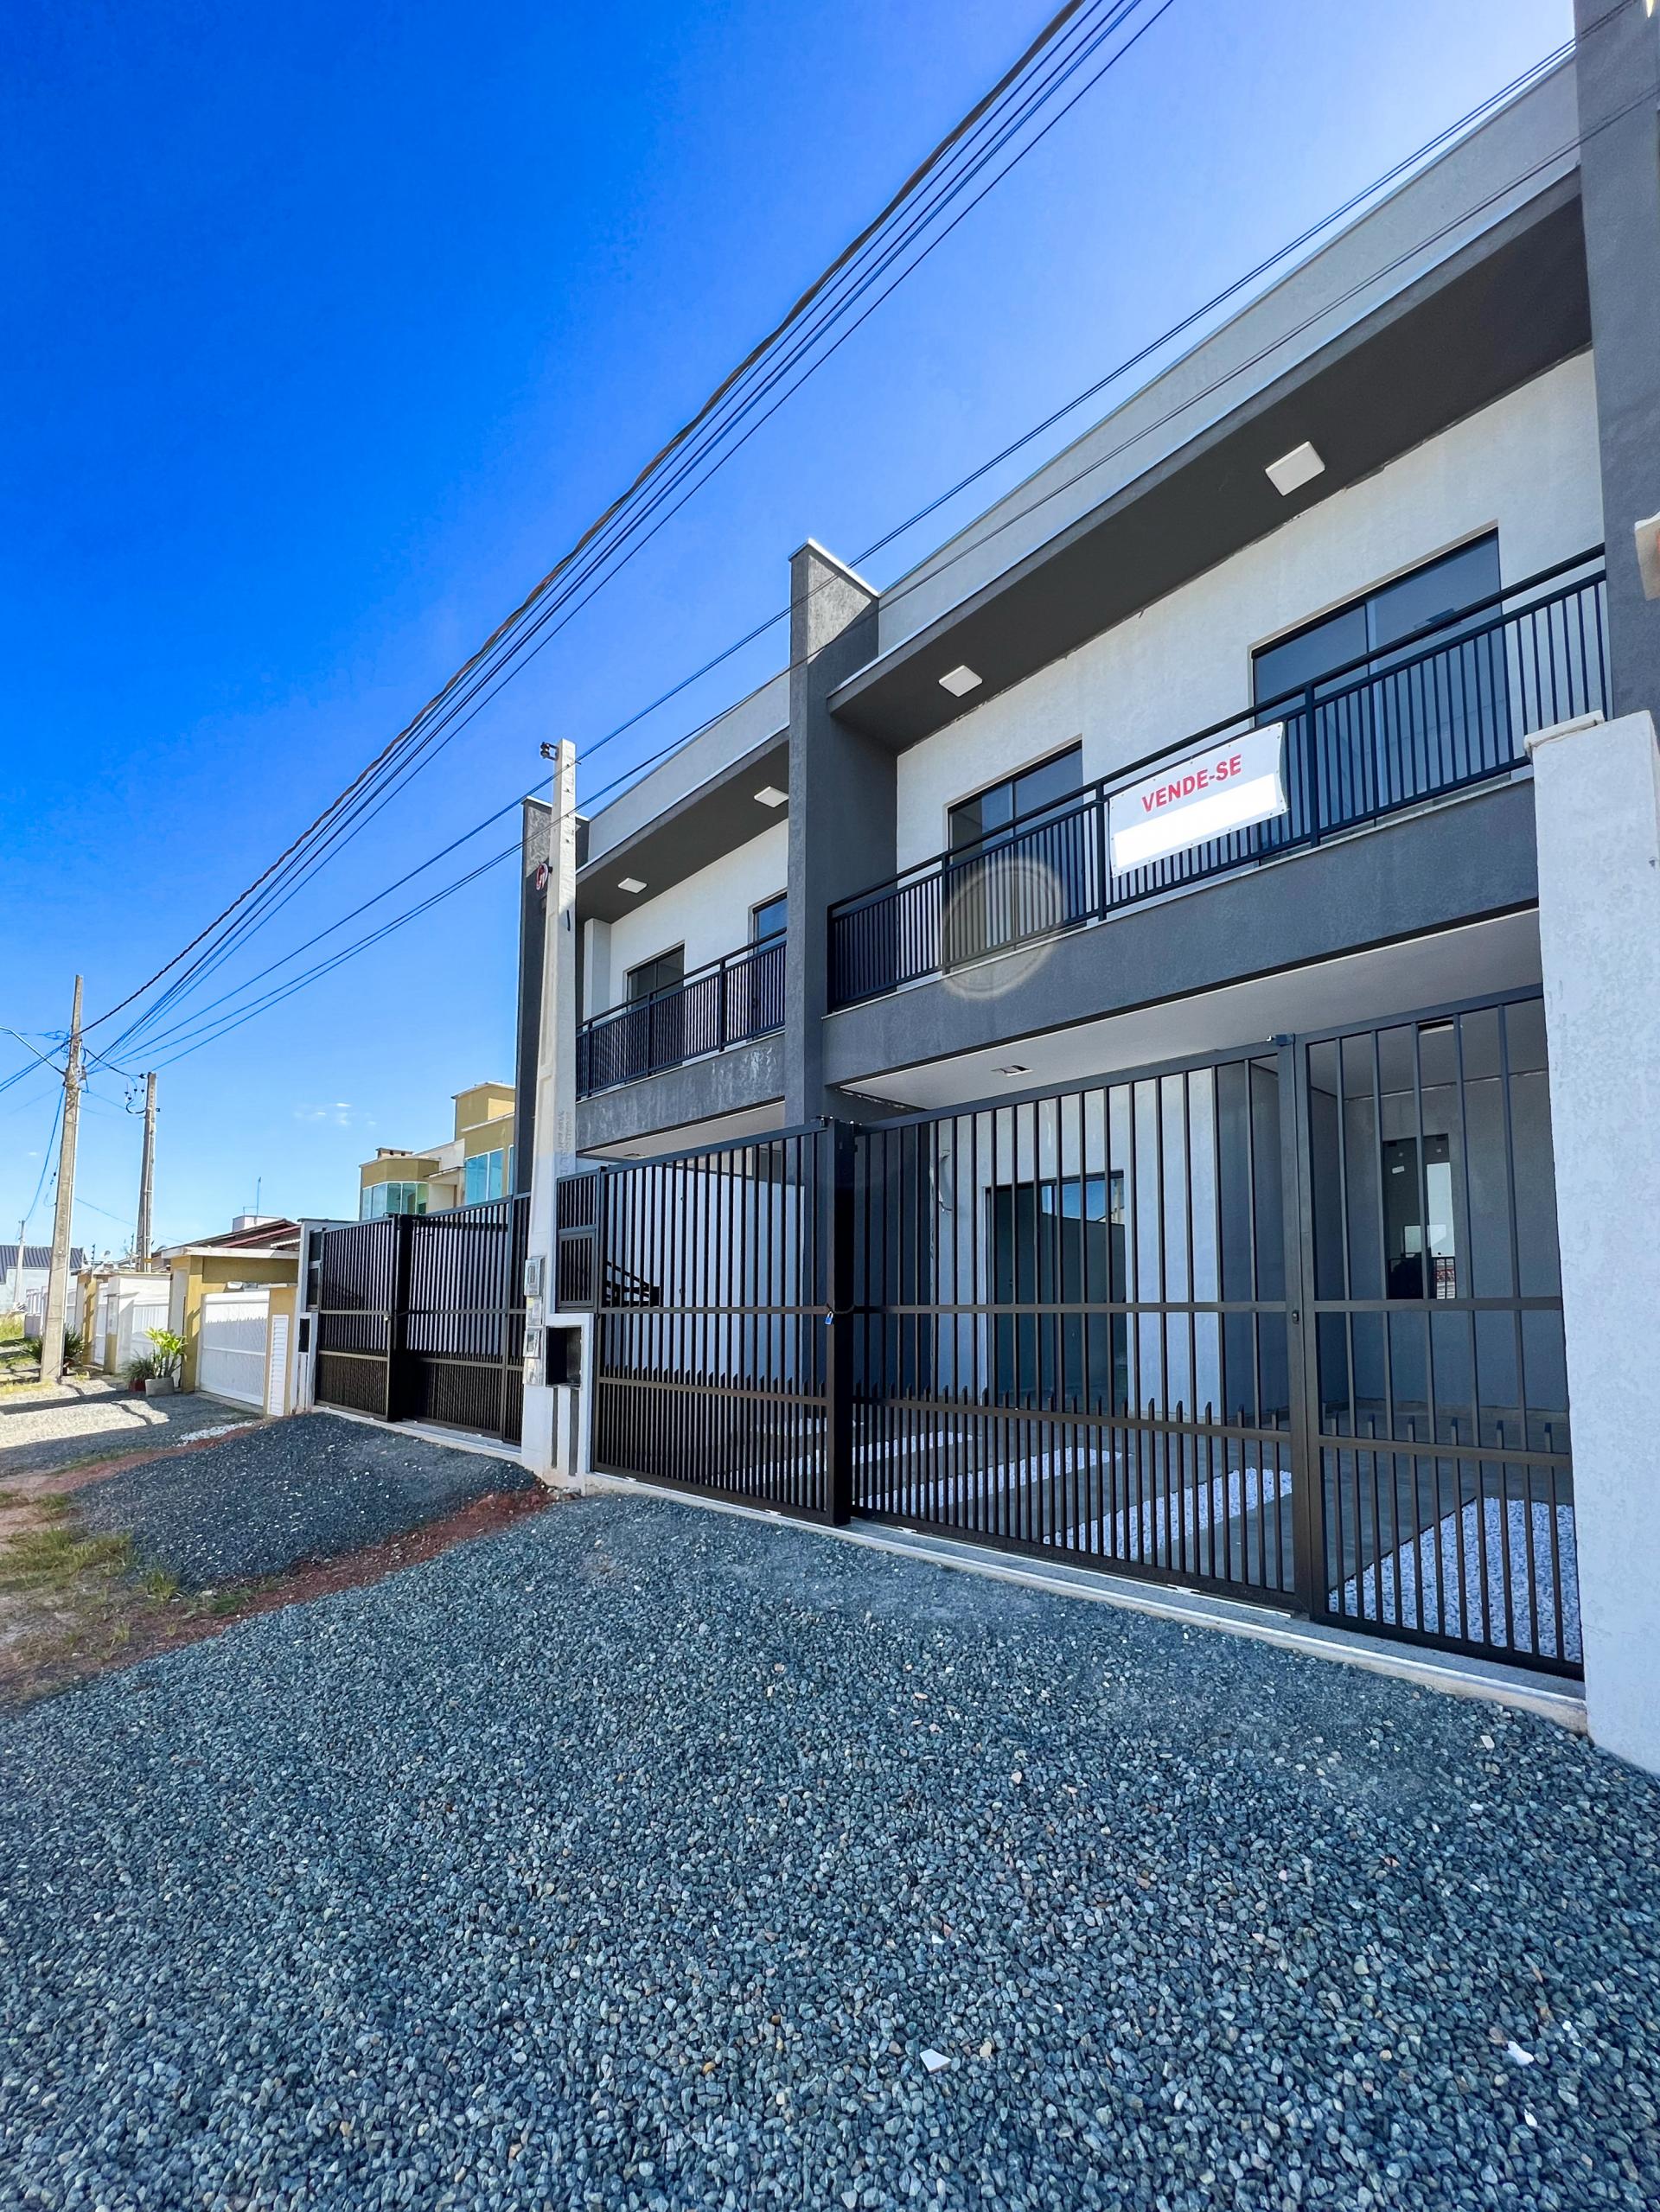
[
  {"xmin": 578, "ymin": 937, "xmax": 786, "ymax": 1097},
  {"xmin": 828, "ymin": 551, "xmax": 1608, "ymax": 1010}
]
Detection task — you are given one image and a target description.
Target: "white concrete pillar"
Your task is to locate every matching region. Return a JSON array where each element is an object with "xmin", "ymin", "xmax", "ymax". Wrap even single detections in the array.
[
  {"xmin": 583, "ymin": 918, "xmax": 612, "ymax": 1020},
  {"xmin": 520, "ymin": 740, "xmax": 580, "ymax": 1480},
  {"xmin": 1525, "ymin": 708, "xmax": 1660, "ymax": 1774}
]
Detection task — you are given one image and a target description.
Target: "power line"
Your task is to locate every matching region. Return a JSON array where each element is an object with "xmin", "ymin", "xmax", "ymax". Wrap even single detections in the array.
[
  {"xmin": 84, "ymin": 0, "xmax": 1154, "ymax": 1045},
  {"xmin": 572, "ymin": 38, "xmax": 1574, "ymax": 769},
  {"xmin": 99, "ymin": 0, "xmax": 1171, "ymax": 1058},
  {"xmin": 91, "ymin": 43, "xmax": 1610, "ymax": 1080}
]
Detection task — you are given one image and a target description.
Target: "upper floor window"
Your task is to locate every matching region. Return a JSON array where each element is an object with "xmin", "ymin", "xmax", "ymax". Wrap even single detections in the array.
[
  {"xmin": 1253, "ymin": 534, "xmax": 1500, "ymax": 706},
  {"xmin": 361, "ymin": 1180, "xmax": 427, "ymax": 1221},
  {"xmin": 627, "ymin": 946, "xmax": 684, "ymax": 1002},
  {"xmin": 750, "ymin": 892, "xmax": 787, "ymax": 944},
  {"xmin": 464, "ymin": 1150, "xmax": 507, "ymax": 1206},
  {"xmin": 949, "ymin": 743, "xmax": 1083, "ymax": 852}
]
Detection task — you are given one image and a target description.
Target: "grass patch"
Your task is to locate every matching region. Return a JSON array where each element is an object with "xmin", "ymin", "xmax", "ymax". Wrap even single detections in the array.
[{"xmin": 0, "ymin": 1522, "xmax": 136, "ymax": 1594}]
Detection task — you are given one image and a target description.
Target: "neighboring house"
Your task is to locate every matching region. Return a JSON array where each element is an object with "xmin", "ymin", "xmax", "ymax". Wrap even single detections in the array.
[
  {"xmin": 357, "ymin": 1082, "xmax": 515, "ymax": 1219},
  {"xmin": 2, "ymin": 1244, "xmax": 87, "ymax": 1319},
  {"xmin": 151, "ymin": 1215, "xmax": 303, "ymax": 1409}
]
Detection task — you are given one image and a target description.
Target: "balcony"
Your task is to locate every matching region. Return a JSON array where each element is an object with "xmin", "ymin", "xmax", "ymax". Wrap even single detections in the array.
[
  {"xmin": 828, "ymin": 553, "xmax": 1606, "ymax": 1010},
  {"xmin": 578, "ymin": 937, "xmax": 786, "ymax": 1098}
]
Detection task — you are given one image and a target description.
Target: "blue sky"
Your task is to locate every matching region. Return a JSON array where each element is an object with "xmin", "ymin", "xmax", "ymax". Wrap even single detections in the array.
[{"xmin": 2, "ymin": 0, "xmax": 1572, "ymax": 1250}]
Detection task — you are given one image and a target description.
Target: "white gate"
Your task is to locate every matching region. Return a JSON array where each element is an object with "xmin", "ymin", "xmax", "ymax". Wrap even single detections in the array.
[
  {"xmin": 198, "ymin": 1290, "xmax": 271, "ymax": 1409},
  {"xmin": 115, "ymin": 1291, "xmax": 170, "ymax": 1374}
]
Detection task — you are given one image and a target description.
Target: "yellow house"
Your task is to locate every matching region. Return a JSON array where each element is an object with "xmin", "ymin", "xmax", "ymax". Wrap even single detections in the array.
[
  {"xmin": 151, "ymin": 1217, "xmax": 302, "ymax": 1398},
  {"xmin": 357, "ymin": 1081, "xmax": 515, "ymax": 1218}
]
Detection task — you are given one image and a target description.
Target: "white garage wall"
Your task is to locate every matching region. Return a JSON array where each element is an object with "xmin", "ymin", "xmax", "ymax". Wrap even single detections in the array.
[{"xmin": 892, "ymin": 356, "xmax": 1603, "ymax": 873}]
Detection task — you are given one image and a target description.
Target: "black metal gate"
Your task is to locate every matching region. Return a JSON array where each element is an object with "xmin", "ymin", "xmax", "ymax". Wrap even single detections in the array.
[
  {"xmin": 851, "ymin": 1050, "xmax": 1299, "ymax": 1606},
  {"xmin": 313, "ymin": 1195, "xmax": 529, "ymax": 1446},
  {"xmin": 559, "ymin": 1125, "xmax": 847, "ymax": 1520},
  {"xmin": 555, "ymin": 995, "xmax": 1578, "ymax": 1679},
  {"xmin": 1298, "ymin": 994, "xmax": 1576, "ymax": 1671}
]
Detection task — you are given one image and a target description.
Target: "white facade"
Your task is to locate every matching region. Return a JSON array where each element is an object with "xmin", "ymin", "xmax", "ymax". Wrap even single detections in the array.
[
  {"xmin": 892, "ymin": 357, "xmax": 1602, "ymax": 872},
  {"xmin": 584, "ymin": 819, "xmax": 789, "ymax": 1019}
]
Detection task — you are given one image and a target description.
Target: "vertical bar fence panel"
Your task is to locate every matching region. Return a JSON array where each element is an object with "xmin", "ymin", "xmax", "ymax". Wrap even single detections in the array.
[
  {"xmin": 828, "ymin": 558, "xmax": 1607, "ymax": 1009},
  {"xmin": 849, "ymin": 1054, "xmax": 1299, "ymax": 1603},
  {"xmin": 312, "ymin": 1196, "xmax": 528, "ymax": 1445},
  {"xmin": 559, "ymin": 1125, "xmax": 838, "ymax": 1520},
  {"xmin": 1299, "ymin": 993, "xmax": 1578, "ymax": 1673}
]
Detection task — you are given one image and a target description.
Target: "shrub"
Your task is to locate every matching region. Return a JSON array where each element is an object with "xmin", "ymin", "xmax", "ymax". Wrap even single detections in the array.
[
  {"xmin": 23, "ymin": 1335, "xmax": 42, "ymax": 1362},
  {"xmin": 62, "ymin": 1329, "xmax": 87, "ymax": 1368},
  {"xmin": 123, "ymin": 1353, "xmax": 158, "ymax": 1387},
  {"xmin": 145, "ymin": 1327, "xmax": 185, "ymax": 1377}
]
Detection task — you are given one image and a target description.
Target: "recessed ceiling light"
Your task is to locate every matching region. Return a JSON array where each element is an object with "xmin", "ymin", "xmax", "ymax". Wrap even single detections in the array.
[
  {"xmin": 995, "ymin": 1063, "xmax": 1030, "ymax": 1077},
  {"xmin": 616, "ymin": 876, "xmax": 646, "ymax": 894},
  {"xmin": 753, "ymin": 784, "xmax": 788, "ymax": 808},
  {"xmin": 1265, "ymin": 442, "xmax": 1325, "ymax": 497},
  {"xmin": 938, "ymin": 664, "xmax": 982, "ymax": 698}
]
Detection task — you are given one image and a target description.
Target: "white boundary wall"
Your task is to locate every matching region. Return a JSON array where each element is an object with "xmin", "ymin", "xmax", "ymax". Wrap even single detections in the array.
[{"xmin": 1525, "ymin": 709, "xmax": 1660, "ymax": 1775}]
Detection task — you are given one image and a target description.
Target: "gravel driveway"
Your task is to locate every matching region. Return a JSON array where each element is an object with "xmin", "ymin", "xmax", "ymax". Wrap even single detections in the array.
[
  {"xmin": 2, "ymin": 1491, "xmax": 1656, "ymax": 2211},
  {"xmin": 74, "ymin": 1412, "xmax": 539, "ymax": 1586},
  {"xmin": 0, "ymin": 1376, "xmax": 249, "ymax": 1483}
]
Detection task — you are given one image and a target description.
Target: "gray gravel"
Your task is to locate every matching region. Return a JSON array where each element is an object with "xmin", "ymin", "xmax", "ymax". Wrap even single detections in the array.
[
  {"xmin": 0, "ymin": 1376, "xmax": 249, "ymax": 1483},
  {"xmin": 73, "ymin": 1412, "xmax": 537, "ymax": 1587},
  {"xmin": 2, "ymin": 1490, "xmax": 1657, "ymax": 2211}
]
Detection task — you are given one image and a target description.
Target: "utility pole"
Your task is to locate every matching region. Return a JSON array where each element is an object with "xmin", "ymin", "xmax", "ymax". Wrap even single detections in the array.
[
  {"xmin": 134, "ymin": 1072, "xmax": 157, "ymax": 1267},
  {"xmin": 10, "ymin": 1219, "xmax": 23, "ymax": 1316},
  {"xmin": 40, "ymin": 976, "xmax": 84, "ymax": 1386}
]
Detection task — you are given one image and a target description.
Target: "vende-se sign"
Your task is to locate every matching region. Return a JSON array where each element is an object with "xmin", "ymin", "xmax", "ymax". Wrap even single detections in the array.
[{"xmin": 1108, "ymin": 724, "xmax": 1288, "ymax": 875}]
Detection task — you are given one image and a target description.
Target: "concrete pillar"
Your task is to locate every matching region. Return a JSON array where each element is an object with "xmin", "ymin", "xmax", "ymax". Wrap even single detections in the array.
[
  {"xmin": 512, "ymin": 797, "xmax": 552, "ymax": 1194},
  {"xmin": 1574, "ymin": 0, "xmax": 1660, "ymax": 720},
  {"xmin": 1525, "ymin": 707, "xmax": 1660, "ymax": 1774},
  {"xmin": 520, "ymin": 743, "xmax": 579, "ymax": 1478},
  {"xmin": 583, "ymin": 918, "xmax": 612, "ymax": 1019},
  {"xmin": 785, "ymin": 541, "xmax": 890, "ymax": 1125}
]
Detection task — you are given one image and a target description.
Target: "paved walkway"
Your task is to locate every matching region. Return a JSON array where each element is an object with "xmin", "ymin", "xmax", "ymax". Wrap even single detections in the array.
[
  {"xmin": 2, "ymin": 1490, "xmax": 1655, "ymax": 2209},
  {"xmin": 0, "ymin": 1375, "xmax": 252, "ymax": 1485}
]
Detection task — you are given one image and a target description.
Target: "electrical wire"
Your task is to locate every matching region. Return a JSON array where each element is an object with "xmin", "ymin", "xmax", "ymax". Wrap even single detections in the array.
[
  {"xmin": 88, "ymin": 0, "xmax": 1170, "ymax": 1049},
  {"xmin": 93, "ymin": 40, "xmax": 1616, "ymax": 1079}
]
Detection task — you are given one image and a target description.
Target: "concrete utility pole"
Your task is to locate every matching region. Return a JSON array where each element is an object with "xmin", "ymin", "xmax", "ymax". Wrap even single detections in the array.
[
  {"xmin": 40, "ymin": 976, "xmax": 84, "ymax": 1384},
  {"xmin": 133, "ymin": 1072, "xmax": 157, "ymax": 1268}
]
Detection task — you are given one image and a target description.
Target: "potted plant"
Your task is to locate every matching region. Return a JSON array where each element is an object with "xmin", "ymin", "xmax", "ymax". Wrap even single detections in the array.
[
  {"xmin": 123, "ymin": 1352, "xmax": 158, "ymax": 1394},
  {"xmin": 145, "ymin": 1328, "xmax": 185, "ymax": 1395}
]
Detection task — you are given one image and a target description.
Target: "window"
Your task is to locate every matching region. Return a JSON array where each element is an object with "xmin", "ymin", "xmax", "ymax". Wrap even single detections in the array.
[
  {"xmin": 361, "ymin": 1181, "xmax": 427, "ymax": 1221},
  {"xmin": 750, "ymin": 892, "xmax": 787, "ymax": 943},
  {"xmin": 464, "ymin": 1150, "xmax": 506, "ymax": 1206},
  {"xmin": 948, "ymin": 743, "xmax": 1082, "ymax": 851},
  {"xmin": 627, "ymin": 946, "xmax": 684, "ymax": 1001},
  {"xmin": 944, "ymin": 744, "xmax": 1088, "ymax": 966}
]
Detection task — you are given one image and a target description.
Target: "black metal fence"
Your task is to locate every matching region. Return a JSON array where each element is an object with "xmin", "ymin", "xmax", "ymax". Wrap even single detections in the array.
[
  {"xmin": 312, "ymin": 1195, "xmax": 529, "ymax": 1444},
  {"xmin": 851, "ymin": 1055, "xmax": 1299, "ymax": 1603},
  {"xmin": 578, "ymin": 937, "xmax": 786, "ymax": 1096},
  {"xmin": 557, "ymin": 995, "xmax": 1579, "ymax": 1678},
  {"xmin": 1300, "ymin": 997, "xmax": 1575, "ymax": 1667},
  {"xmin": 829, "ymin": 555, "xmax": 1607, "ymax": 1007},
  {"xmin": 562, "ymin": 1125, "xmax": 846, "ymax": 1516}
]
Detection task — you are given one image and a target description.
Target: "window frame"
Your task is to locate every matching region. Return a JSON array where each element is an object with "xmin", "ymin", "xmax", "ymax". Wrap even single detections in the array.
[
  {"xmin": 625, "ymin": 944, "xmax": 686, "ymax": 1004},
  {"xmin": 945, "ymin": 739, "xmax": 1085, "ymax": 856}
]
